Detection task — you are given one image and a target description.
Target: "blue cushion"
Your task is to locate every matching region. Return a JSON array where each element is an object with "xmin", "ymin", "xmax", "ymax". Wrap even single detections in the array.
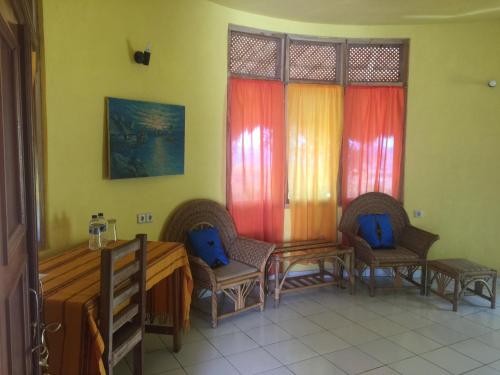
[
  {"xmin": 358, "ymin": 214, "xmax": 381, "ymax": 248},
  {"xmin": 377, "ymin": 213, "xmax": 395, "ymax": 248},
  {"xmin": 187, "ymin": 227, "xmax": 229, "ymax": 268},
  {"xmin": 357, "ymin": 214, "xmax": 395, "ymax": 249}
]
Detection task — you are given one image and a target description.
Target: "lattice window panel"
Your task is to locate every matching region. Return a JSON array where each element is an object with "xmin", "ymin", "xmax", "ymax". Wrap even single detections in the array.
[
  {"xmin": 348, "ymin": 44, "xmax": 403, "ymax": 83},
  {"xmin": 288, "ymin": 40, "xmax": 339, "ymax": 82},
  {"xmin": 229, "ymin": 31, "xmax": 282, "ymax": 80}
]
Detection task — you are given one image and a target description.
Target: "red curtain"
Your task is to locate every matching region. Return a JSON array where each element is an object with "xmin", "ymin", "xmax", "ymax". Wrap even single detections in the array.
[
  {"xmin": 227, "ymin": 78, "xmax": 285, "ymax": 242},
  {"xmin": 341, "ymin": 86, "xmax": 405, "ymax": 208}
]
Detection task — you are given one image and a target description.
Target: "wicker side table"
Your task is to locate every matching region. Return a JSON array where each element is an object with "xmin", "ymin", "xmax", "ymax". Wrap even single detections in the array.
[
  {"xmin": 426, "ymin": 258, "xmax": 497, "ymax": 312},
  {"xmin": 267, "ymin": 240, "xmax": 355, "ymax": 307}
]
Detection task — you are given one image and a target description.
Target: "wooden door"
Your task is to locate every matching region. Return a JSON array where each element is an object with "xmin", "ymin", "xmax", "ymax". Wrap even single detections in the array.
[{"xmin": 0, "ymin": 15, "xmax": 33, "ymax": 375}]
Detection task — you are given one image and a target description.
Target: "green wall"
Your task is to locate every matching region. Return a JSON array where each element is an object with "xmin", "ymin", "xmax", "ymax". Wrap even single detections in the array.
[{"xmin": 42, "ymin": 0, "xmax": 500, "ymax": 269}]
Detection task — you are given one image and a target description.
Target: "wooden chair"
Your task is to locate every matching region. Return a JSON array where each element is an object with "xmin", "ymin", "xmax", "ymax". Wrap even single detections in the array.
[
  {"xmin": 100, "ymin": 234, "xmax": 147, "ymax": 375},
  {"xmin": 339, "ymin": 193, "xmax": 439, "ymax": 296},
  {"xmin": 164, "ymin": 199, "xmax": 275, "ymax": 328}
]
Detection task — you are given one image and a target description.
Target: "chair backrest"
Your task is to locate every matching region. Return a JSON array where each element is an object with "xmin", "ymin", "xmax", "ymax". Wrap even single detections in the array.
[
  {"xmin": 164, "ymin": 199, "xmax": 238, "ymax": 254},
  {"xmin": 339, "ymin": 192, "xmax": 410, "ymax": 240},
  {"xmin": 100, "ymin": 234, "xmax": 147, "ymax": 374}
]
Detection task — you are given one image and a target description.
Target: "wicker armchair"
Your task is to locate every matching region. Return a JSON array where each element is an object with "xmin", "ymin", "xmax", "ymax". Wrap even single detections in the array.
[
  {"xmin": 339, "ymin": 192, "xmax": 439, "ymax": 297},
  {"xmin": 164, "ymin": 199, "xmax": 275, "ymax": 327}
]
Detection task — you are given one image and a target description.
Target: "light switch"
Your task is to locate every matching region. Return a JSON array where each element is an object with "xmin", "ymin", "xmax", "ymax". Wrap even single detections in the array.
[{"xmin": 413, "ymin": 209, "xmax": 424, "ymax": 218}]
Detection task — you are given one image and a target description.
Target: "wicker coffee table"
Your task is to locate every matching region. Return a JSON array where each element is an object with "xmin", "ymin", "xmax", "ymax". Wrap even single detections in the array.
[
  {"xmin": 426, "ymin": 258, "xmax": 497, "ymax": 311},
  {"xmin": 267, "ymin": 240, "xmax": 355, "ymax": 306}
]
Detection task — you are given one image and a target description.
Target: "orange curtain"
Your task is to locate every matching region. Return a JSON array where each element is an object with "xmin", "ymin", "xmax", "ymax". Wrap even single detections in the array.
[
  {"xmin": 287, "ymin": 84, "xmax": 344, "ymax": 241},
  {"xmin": 227, "ymin": 78, "xmax": 285, "ymax": 242},
  {"xmin": 341, "ymin": 86, "xmax": 405, "ymax": 208}
]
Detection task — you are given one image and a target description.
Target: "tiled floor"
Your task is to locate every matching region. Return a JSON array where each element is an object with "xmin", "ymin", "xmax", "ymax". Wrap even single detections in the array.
[{"xmin": 116, "ymin": 281, "xmax": 500, "ymax": 375}]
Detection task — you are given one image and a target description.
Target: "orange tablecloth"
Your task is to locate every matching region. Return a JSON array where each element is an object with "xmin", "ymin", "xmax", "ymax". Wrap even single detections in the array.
[{"xmin": 39, "ymin": 241, "xmax": 193, "ymax": 375}]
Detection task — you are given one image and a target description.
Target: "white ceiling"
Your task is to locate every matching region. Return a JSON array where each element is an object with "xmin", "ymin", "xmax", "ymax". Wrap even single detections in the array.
[{"xmin": 209, "ymin": 0, "xmax": 500, "ymax": 24}]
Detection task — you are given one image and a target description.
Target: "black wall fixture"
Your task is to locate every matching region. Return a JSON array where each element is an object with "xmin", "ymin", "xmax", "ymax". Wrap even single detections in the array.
[{"xmin": 134, "ymin": 44, "xmax": 151, "ymax": 65}]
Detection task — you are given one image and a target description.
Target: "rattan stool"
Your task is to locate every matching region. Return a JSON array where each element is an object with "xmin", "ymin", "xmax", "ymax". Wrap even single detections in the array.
[{"xmin": 426, "ymin": 258, "xmax": 497, "ymax": 312}]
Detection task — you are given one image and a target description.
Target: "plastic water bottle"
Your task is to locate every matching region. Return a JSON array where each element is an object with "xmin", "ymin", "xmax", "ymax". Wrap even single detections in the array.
[
  {"xmin": 89, "ymin": 215, "xmax": 101, "ymax": 250},
  {"xmin": 97, "ymin": 212, "xmax": 108, "ymax": 246}
]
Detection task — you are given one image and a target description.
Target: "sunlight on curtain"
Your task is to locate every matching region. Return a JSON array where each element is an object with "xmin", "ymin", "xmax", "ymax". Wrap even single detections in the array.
[
  {"xmin": 287, "ymin": 84, "xmax": 343, "ymax": 241},
  {"xmin": 341, "ymin": 86, "xmax": 405, "ymax": 208},
  {"xmin": 227, "ymin": 78, "xmax": 285, "ymax": 242}
]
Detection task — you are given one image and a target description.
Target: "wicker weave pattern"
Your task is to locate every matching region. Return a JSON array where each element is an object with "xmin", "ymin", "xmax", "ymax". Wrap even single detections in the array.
[
  {"xmin": 164, "ymin": 199, "xmax": 238, "ymax": 253},
  {"xmin": 339, "ymin": 192, "xmax": 409, "ymax": 240},
  {"xmin": 164, "ymin": 199, "xmax": 273, "ymax": 327},
  {"xmin": 430, "ymin": 259, "xmax": 496, "ymax": 276},
  {"xmin": 228, "ymin": 237, "xmax": 275, "ymax": 272},
  {"xmin": 340, "ymin": 192, "xmax": 439, "ymax": 296},
  {"xmin": 372, "ymin": 247, "xmax": 419, "ymax": 261}
]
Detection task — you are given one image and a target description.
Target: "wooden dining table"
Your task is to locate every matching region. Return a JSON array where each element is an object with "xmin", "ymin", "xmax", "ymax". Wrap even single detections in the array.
[{"xmin": 39, "ymin": 240, "xmax": 193, "ymax": 375}]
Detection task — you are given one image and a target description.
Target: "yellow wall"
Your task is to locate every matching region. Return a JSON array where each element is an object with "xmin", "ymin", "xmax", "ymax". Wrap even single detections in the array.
[{"xmin": 42, "ymin": 0, "xmax": 500, "ymax": 269}]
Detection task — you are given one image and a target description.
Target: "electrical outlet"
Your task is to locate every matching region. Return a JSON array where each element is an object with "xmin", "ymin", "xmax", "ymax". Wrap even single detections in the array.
[
  {"xmin": 145, "ymin": 212, "xmax": 153, "ymax": 223},
  {"xmin": 137, "ymin": 213, "xmax": 146, "ymax": 224},
  {"xmin": 413, "ymin": 209, "xmax": 424, "ymax": 218}
]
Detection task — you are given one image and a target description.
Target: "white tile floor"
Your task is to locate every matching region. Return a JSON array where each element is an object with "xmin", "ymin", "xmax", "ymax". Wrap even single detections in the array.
[{"xmin": 116, "ymin": 281, "xmax": 500, "ymax": 375}]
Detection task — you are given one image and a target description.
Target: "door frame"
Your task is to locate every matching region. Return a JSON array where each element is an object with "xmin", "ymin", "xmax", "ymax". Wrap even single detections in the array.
[{"xmin": 6, "ymin": 0, "xmax": 43, "ymax": 373}]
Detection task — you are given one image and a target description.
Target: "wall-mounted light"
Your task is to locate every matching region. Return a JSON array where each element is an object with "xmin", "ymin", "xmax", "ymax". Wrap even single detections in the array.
[
  {"xmin": 134, "ymin": 43, "xmax": 152, "ymax": 66},
  {"xmin": 488, "ymin": 80, "xmax": 497, "ymax": 88}
]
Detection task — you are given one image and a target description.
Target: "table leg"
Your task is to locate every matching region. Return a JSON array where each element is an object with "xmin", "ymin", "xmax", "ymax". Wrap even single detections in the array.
[
  {"xmin": 318, "ymin": 259, "xmax": 325, "ymax": 282},
  {"xmin": 274, "ymin": 257, "xmax": 280, "ymax": 308},
  {"xmin": 172, "ymin": 268, "xmax": 182, "ymax": 353},
  {"xmin": 453, "ymin": 276, "xmax": 460, "ymax": 312}
]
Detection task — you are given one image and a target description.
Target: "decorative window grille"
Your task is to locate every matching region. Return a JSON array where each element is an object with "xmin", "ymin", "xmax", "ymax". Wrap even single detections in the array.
[
  {"xmin": 288, "ymin": 39, "xmax": 340, "ymax": 82},
  {"xmin": 348, "ymin": 44, "xmax": 404, "ymax": 83},
  {"xmin": 229, "ymin": 30, "xmax": 283, "ymax": 80}
]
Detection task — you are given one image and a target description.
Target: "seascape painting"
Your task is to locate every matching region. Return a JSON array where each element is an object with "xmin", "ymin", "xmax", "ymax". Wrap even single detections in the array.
[{"xmin": 107, "ymin": 97, "xmax": 185, "ymax": 179}]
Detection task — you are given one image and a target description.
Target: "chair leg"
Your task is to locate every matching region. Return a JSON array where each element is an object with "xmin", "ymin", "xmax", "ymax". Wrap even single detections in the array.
[
  {"xmin": 132, "ymin": 340, "xmax": 144, "ymax": 375},
  {"xmin": 369, "ymin": 265, "xmax": 376, "ymax": 297},
  {"xmin": 420, "ymin": 264, "xmax": 427, "ymax": 296},
  {"xmin": 211, "ymin": 290, "xmax": 218, "ymax": 328},
  {"xmin": 492, "ymin": 274, "xmax": 497, "ymax": 309},
  {"xmin": 259, "ymin": 275, "xmax": 265, "ymax": 312},
  {"xmin": 453, "ymin": 276, "xmax": 460, "ymax": 312}
]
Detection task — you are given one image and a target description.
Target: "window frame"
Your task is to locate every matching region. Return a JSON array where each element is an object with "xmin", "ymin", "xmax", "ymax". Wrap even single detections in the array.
[
  {"xmin": 228, "ymin": 25, "xmax": 410, "ymax": 86},
  {"xmin": 227, "ymin": 25, "xmax": 410, "ymax": 204}
]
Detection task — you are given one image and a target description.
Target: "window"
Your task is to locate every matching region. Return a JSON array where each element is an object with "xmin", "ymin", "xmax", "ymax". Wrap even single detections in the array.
[{"xmin": 227, "ymin": 26, "xmax": 408, "ymax": 241}]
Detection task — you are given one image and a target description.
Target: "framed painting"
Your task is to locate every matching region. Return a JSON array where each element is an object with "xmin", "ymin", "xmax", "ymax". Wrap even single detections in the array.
[{"xmin": 107, "ymin": 97, "xmax": 185, "ymax": 179}]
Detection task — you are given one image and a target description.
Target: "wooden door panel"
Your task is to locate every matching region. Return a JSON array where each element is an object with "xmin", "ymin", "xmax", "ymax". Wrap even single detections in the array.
[
  {"xmin": 1, "ymin": 33, "xmax": 26, "ymax": 258},
  {"xmin": 5, "ymin": 263, "xmax": 30, "ymax": 375},
  {"xmin": 2, "ymin": 41, "xmax": 25, "ymax": 238},
  {"xmin": 0, "ymin": 16, "xmax": 32, "ymax": 375}
]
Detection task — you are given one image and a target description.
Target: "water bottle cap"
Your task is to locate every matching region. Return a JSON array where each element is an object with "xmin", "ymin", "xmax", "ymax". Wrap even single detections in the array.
[
  {"xmin": 98, "ymin": 213, "xmax": 104, "ymax": 216},
  {"xmin": 92, "ymin": 214, "xmax": 98, "ymax": 218}
]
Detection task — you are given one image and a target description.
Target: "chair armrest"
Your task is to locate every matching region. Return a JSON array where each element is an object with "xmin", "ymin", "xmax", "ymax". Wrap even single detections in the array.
[
  {"xmin": 188, "ymin": 254, "xmax": 216, "ymax": 287},
  {"xmin": 343, "ymin": 232, "xmax": 376, "ymax": 265},
  {"xmin": 226, "ymin": 237, "xmax": 275, "ymax": 272},
  {"xmin": 399, "ymin": 225, "xmax": 439, "ymax": 259}
]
